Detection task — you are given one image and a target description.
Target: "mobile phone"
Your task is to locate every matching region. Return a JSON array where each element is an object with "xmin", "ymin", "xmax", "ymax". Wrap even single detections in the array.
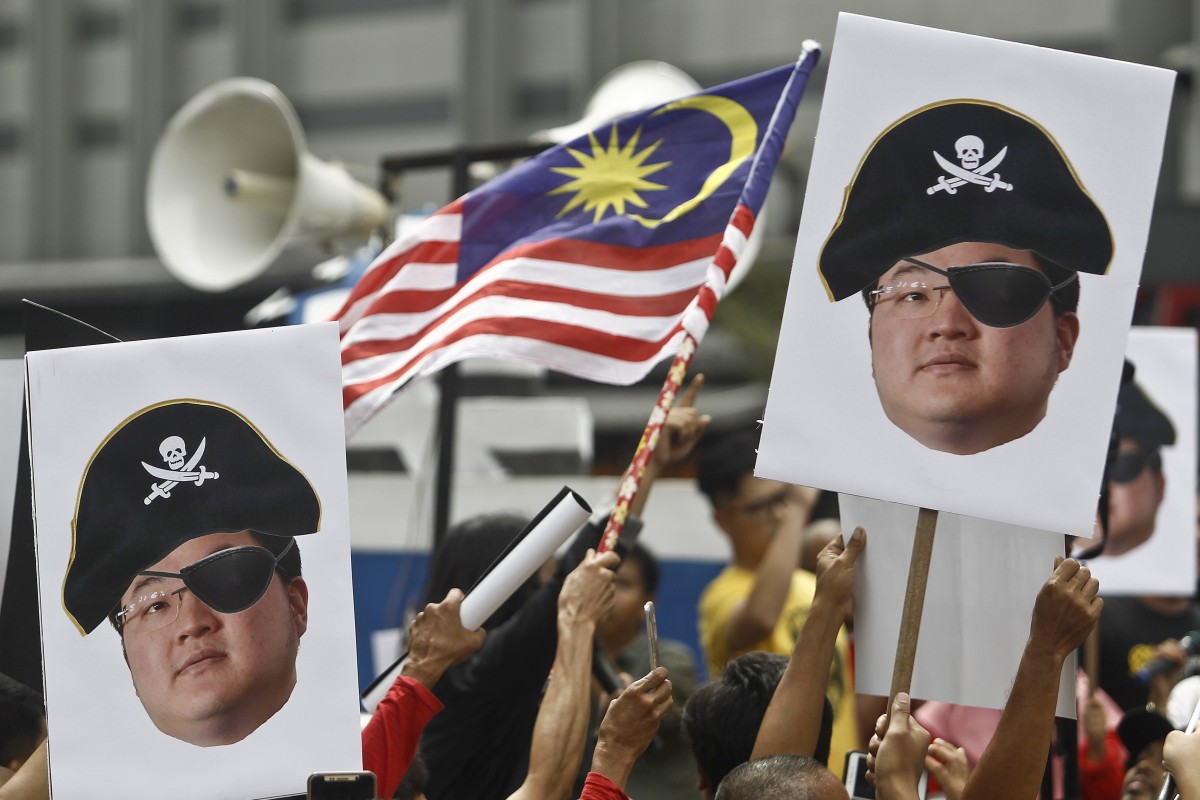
[
  {"xmin": 843, "ymin": 751, "xmax": 928, "ymax": 800},
  {"xmin": 307, "ymin": 772, "xmax": 376, "ymax": 800},
  {"xmin": 843, "ymin": 750, "xmax": 876, "ymax": 800},
  {"xmin": 644, "ymin": 600, "xmax": 659, "ymax": 670}
]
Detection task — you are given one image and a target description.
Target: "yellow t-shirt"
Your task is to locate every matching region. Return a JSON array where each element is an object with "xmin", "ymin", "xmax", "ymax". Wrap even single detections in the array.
[{"xmin": 697, "ymin": 566, "xmax": 858, "ymax": 777}]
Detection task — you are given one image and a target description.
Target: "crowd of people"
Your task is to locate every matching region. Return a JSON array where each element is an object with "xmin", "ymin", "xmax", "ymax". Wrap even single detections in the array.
[
  {"xmin": 346, "ymin": 378, "xmax": 1200, "ymax": 800},
  {"xmin": 351, "ymin": 369, "xmax": 1200, "ymax": 800}
]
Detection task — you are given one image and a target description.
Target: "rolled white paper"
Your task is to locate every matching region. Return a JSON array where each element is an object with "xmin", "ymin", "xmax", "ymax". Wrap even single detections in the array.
[{"xmin": 361, "ymin": 486, "xmax": 591, "ymax": 712}]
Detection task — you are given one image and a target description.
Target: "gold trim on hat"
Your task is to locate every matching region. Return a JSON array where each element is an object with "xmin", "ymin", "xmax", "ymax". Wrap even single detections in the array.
[
  {"xmin": 63, "ymin": 398, "xmax": 323, "ymax": 636},
  {"xmin": 816, "ymin": 98, "xmax": 1115, "ymax": 301}
]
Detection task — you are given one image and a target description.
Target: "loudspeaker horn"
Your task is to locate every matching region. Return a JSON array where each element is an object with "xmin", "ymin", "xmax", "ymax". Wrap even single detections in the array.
[
  {"xmin": 146, "ymin": 77, "xmax": 389, "ymax": 292},
  {"xmin": 533, "ymin": 61, "xmax": 764, "ymax": 292}
]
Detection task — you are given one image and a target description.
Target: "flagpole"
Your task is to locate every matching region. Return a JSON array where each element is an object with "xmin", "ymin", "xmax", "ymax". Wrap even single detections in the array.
[
  {"xmin": 595, "ymin": 45, "xmax": 820, "ymax": 555},
  {"xmin": 597, "ymin": 333, "xmax": 697, "ymax": 553}
]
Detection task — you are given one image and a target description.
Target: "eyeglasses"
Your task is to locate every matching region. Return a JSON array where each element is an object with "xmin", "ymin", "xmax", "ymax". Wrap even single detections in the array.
[
  {"xmin": 726, "ymin": 486, "xmax": 794, "ymax": 519},
  {"xmin": 868, "ymin": 258, "xmax": 1077, "ymax": 328},
  {"xmin": 116, "ymin": 538, "xmax": 294, "ymax": 634},
  {"xmin": 1110, "ymin": 448, "xmax": 1161, "ymax": 484}
]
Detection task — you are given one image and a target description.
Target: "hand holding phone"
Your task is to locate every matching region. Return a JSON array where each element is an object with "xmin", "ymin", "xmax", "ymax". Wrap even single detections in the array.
[
  {"xmin": 844, "ymin": 750, "xmax": 928, "ymax": 800},
  {"xmin": 644, "ymin": 600, "xmax": 659, "ymax": 670}
]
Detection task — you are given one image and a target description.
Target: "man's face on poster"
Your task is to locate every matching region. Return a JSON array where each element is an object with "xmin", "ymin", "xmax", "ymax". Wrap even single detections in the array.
[
  {"xmin": 1106, "ymin": 439, "xmax": 1166, "ymax": 557},
  {"xmin": 115, "ymin": 530, "xmax": 308, "ymax": 747},
  {"xmin": 868, "ymin": 241, "xmax": 1080, "ymax": 456}
]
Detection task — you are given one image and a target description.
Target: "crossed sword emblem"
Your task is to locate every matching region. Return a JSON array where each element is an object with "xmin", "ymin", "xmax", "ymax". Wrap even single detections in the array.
[
  {"xmin": 142, "ymin": 438, "xmax": 220, "ymax": 505},
  {"xmin": 926, "ymin": 146, "xmax": 1014, "ymax": 195}
]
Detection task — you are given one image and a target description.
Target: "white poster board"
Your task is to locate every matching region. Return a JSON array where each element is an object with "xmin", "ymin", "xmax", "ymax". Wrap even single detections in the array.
[
  {"xmin": 28, "ymin": 324, "xmax": 362, "ymax": 800},
  {"xmin": 842, "ymin": 494, "xmax": 1074, "ymax": 717},
  {"xmin": 1080, "ymin": 326, "xmax": 1198, "ymax": 595},
  {"xmin": 758, "ymin": 14, "xmax": 1174, "ymax": 537}
]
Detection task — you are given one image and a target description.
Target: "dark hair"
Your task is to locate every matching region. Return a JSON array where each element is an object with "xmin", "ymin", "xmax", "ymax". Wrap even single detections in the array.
[
  {"xmin": 714, "ymin": 755, "xmax": 834, "ymax": 800},
  {"xmin": 106, "ymin": 533, "xmax": 303, "ymax": 634},
  {"xmin": 696, "ymin": 430, "xmax": 760, "ymax": 508},
  {"xmin": 683, "ymin": 653, "xmax": 836, "ymax": 789},
  {"xmin": 422, "ymin": 512, "xmax": 535, "ymax": 631},
  {"xmin": 0, "ymin": 673, "xmax": 45, "ymax": 766},
  {"xmin": 393, "ymin": 753, "xmax": 429, "ymax": 799},
  {"xmin": 625, "ymin": 542, "xmax": 661, "ymax": 596}
]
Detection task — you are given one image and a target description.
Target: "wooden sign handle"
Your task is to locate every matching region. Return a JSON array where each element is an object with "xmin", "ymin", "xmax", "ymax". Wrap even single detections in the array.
[
  {"xmin": 890, "ymin": 507, "xmax": 939, "ymax": 702},
  {"xmin": 1085, "ymin": 627, "xmax": 1100, "ymax": 697}
]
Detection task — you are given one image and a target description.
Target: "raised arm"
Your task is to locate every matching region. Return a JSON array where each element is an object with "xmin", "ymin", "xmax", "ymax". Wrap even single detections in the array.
[
  {"xmin": 363, "ymin": 588, "xmax": 486, "ymax": 800},
  {"xmin": 961, "ymin": 557, "xmax": 1102, "ymax": 800},
  {"xmin": 400, "ymin": 588, "xmax": 487, "ymax": 689},
  {"xmin": 587, "ymin": 667, "xmax": 674, "ymax": 795},
  {"xmin": 751, "ymin": 527, "xmax": 864, "ymax": 759},
  {"xmin": 508, "ymin": 549, "xmax": 619, "ymax": 800},
  {"xmin": 724, "ymin": 484, "xmax": 821, "ymax": 651}
]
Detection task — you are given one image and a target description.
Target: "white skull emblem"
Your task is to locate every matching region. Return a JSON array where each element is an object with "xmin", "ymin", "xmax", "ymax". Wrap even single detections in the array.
[
  {"xmin": 159, "ymin": 436, "xmax": 186, "ymax": 471},
  {"xmin": 955, "ymin": 135, "xmax": 984, "ymax": 170}
]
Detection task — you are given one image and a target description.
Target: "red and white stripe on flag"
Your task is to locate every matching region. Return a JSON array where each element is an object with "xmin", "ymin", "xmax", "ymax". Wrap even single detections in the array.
[{"xmin": 337, "ymin": 200, "xmax": 755, "ymax": 435}]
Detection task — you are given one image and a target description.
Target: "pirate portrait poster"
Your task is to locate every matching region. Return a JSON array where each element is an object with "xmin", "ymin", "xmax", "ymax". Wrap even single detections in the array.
[
  {"xmin": 757, "ymin": 14, "xmax": 1175, "ymax": 536},
  {"xmin": 27, "ymin": 323, "xmax": 362, "ymax": 800},
  {"xmin": 1079, "ymin": 326, "xmax": 1198, "ymax": 595}
]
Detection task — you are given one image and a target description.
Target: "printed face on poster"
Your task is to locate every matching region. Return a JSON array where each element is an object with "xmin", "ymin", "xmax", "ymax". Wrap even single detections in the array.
[
  {"xmin": 1078, "ymin": 327, "xmax": 1198, "ymax": 595},
  {"xmin": 757, "ymin": 14, "xmax": 1175, "ymax": 536},
  {"xmin": 28, "ymin": 324, "xmax": 362, "ymax": 800}
]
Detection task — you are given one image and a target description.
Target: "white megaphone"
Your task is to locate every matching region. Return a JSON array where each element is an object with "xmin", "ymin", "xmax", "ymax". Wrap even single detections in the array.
[
  {"xmin": 534, "ymin": 61, "xmax": 766, "ymax": 292},
  {"xmin": 146, "ymin": 77, "xmax": 389, "ymax": 292}
]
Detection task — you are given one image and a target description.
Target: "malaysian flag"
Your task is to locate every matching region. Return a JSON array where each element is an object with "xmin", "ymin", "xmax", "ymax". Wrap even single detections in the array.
[{"xmin": 337, "ymin": 48, "xmax": 819, "ymax": 434}]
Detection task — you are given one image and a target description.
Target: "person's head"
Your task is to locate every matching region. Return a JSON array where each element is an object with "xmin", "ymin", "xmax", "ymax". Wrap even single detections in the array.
[
  {"xmin": 423, "ymin": 512, "xmax": 534, "ymax": 630},
  {"xmin": 684, "ymin": 652, "xmax": 834, "ymax": 797},
  {"xmin": 65, "ymin": 400, "xmax": 321, "ymax": 746},
  {"xmin": 697, "ymin": 431, "xmax": 798, "ymax": 568},
  {"xmin": 0, "ymin": 673, "xmax": 46, "ymax": 773},
  {"xmin": 596, "ymin": 542, "xmax": 660, "ymax": 656},
  {"xmin": 819, "ymin": 101, "xmax": 1112, "ymax": 456},
  {"xmin": 1106, "ymin": 364, "xmax": 1175, "ymax": 556},
  {"xmin": 715, "ymin": 755, "xmax": 848, "ymax": 800},
  {"xmin": 1117, "ymin": 708, "xmax": 1174, "ymax": 799}
]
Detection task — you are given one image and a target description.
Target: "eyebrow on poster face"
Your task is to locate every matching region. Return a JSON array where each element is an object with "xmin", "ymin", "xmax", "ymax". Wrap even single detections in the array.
[
  {"xmin": 128, "ymin": 574, "xmax": 166, "ymax": 599},
  {"xmin": 885, "ymin": 263, "xmax": 931, "ymax": 282}
]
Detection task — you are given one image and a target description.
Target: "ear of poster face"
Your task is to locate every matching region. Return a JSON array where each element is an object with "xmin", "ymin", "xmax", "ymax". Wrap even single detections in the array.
[
  {"xmin": 757, "ymin": 14, "xmax": 1176, "ymax": 537},
  {"xmin": 1080, "ymin": 327, "xmax": 1198, "ymax": 596},
  {"xmin": 841, "ymin": 494, "xmax": 1075, "ymax": 716},
  {"xmin": 27, "ymin": 323, "xmax": 362, "ymax": 800}
]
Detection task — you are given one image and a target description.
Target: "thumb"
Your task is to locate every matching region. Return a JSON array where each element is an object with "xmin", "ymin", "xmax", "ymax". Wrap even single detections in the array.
[
  {"xmin": 844, "ymin": 526, "xmax": 867, "ymax": 560},
  {"xmin": 890, "ymin": 692, "xmax": 912, "ymax": 726}
]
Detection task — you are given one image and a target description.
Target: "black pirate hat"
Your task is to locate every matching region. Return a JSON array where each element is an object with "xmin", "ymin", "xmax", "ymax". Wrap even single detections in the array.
[
  {"xmin": 819, "ymin": 100, "xmax": 1113, "ymax": 300},
  {"xmin": 64, "ymin": 400, "xmax": 321, "ymax": 634},
  {"xmin": 1116, "ymin": 361, "xmax": 1176, "ymax": 451}
]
